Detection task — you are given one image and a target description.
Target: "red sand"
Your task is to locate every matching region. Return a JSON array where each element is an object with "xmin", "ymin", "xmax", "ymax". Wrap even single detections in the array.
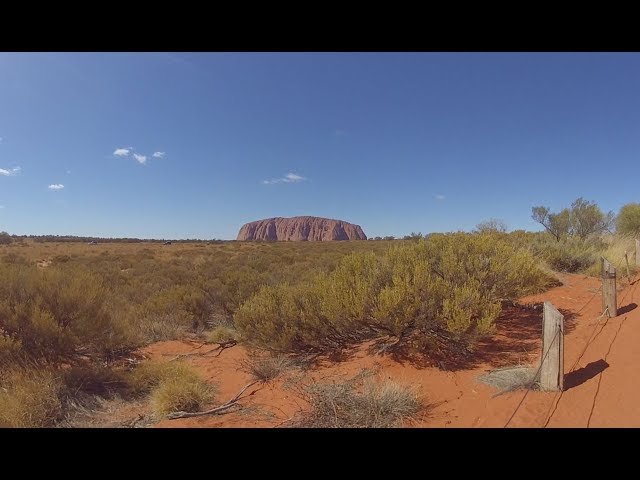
[{"xmin": 142, "ymin": 272, "xmax": 640, "ymax": 428}]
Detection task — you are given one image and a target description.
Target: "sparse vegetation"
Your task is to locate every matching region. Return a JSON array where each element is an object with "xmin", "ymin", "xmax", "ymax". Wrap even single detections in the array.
[{"xmin": 0, "ymin": 221, "xmax": 637, "ymax": 427}]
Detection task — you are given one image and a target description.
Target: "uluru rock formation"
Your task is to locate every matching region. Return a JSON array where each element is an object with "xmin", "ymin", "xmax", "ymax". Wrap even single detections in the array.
[{"xmin": 237, "ymin": 216, "xmax": 367, "ymax": 241}]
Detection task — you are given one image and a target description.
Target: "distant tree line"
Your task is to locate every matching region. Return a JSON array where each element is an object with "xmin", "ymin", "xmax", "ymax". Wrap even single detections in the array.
[{"xmin": 0, "ymin": 233, "xmax": 227, "ymax": 244}]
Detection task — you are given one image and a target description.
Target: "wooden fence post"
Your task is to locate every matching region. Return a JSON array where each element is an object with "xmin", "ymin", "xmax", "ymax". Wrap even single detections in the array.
[
  {"xmin": 601, "ymin": 257, "xmax": 617, "ymax": 317},
  {"xmin": 625, "ymin": 251, "xmax": 631, "ymax": 282},
  {"xmin": 540, "ymin": 301, "xmax": 564, "ymax": 391},
  {"xmin": 636, "ymin": 239, "xmax": 640, "ymax": 267}
]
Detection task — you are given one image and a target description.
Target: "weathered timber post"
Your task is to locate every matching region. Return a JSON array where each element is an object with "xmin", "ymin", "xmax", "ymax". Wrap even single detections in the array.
[
  {"xmin": 636, "ymin": 239, "xmax": 640, "ymax": 267},
  {"xmin": 625, "ymin": 251, "xmax": 631, "ymax": 282},
  {"xmin": 601, "ymin": 257, "xmax": 617, "ymax": 317},
  {"xmin": 540, "ymin": 301, "xmax": 564, "ymax": 391}
]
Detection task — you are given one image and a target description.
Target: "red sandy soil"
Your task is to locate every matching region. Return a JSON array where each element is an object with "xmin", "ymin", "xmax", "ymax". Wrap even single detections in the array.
[{"xmin": 140, "ymin": 272, "xmax": 640, "ymax": 428}]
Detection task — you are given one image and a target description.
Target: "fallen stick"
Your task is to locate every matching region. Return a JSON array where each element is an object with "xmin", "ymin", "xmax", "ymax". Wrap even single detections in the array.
[{"xmin": 166, "ymin": 380, "xmax": 260, "ymax": 420}]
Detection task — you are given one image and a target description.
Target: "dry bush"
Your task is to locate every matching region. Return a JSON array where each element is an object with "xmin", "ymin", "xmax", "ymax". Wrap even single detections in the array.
[
  {"xmin": 240, "ymin": 354, "xmax": 296, "ymax": 382},
  {"xmin": 0, "ymin": 367, "xmax": 63, "ymax": 428},
  {"xmin": 206, "ymin": 325, "xmax": 239, "ymax": 344},
  {"xmin": 149, "ymin": 369, "xmax": 215, "ymax": 416},
  {"xmin": 133, "ymin": 313, "xmax": 189, "ymax": 343},
  {"xmin": 62, "ymin": 365, "xmax": 128, "ymax": 398},
  {"xmin": 295, "ymin": 370, "xmax": 422, "ymax": 428},
  {"xmin": 127, "ymin": 361, "xmax": 215, "ymax": 416},
  {"xmin": 477, "ymin": 366, "xmax": 537, "ymax": 394}
]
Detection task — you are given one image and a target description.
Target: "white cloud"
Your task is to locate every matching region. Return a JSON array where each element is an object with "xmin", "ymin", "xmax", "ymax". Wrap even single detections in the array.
[
  {"xmin": 113, "ymin": 148, "xmax": 131, "ymax": 156},
  {"xmin": 152, "ymin": 151, "xmax": 165, "ymax": 158},
  {"xmin": 133, "ymin": 154, "xmax": 147, "ymax": 164},
  {"xmin": 435, "ymin": 194, "xmax": 445, "ymax": 201},
  {"xmin": 48, "ymin": 184, "xmax": 64, "ymax": 190},
  {"xmin": 283, "ymin": 173, "xmax": 305, "ymax": 182},
  {"xmin": 263, "ymin": 172, "xmax": 307, "ymax": 185},
  {"xmin": 0, "ymin": 166, "xmax": 20, "ymax": 176}
]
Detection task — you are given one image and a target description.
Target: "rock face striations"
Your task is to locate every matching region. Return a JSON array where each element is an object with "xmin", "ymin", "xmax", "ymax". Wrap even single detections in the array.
[{"xmin": 237, "ymin": 216, "xmax": 367, "ymax": 242}]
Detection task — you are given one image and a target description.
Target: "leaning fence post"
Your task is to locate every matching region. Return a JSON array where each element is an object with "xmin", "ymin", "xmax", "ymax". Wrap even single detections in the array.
[
  {"xmin": 540, "ymin": 301, "xmax": 564, "ymax": 391},
  {"xmin": 601, "ymin": 257, "xmax": 617, "ymax": 317}
]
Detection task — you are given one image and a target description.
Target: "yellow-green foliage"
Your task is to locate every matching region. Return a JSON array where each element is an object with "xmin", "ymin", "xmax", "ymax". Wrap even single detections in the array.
[
  {"xmin": 206, "ymin": 325, "xmax": 239, "ymax": 344},
  {"xmin": 0, "ymin": 264, "xmax": 137, "ymax": 363},
  {"xmin": 128, "ymin": 361, "xmax": 215, "ymax": 415},
  {"xmin": 236, "ymin": 233, "xmax": 552, "ymax": 353},
  {"xmin": 0, "ymin": 368, "xmax": 63, "ymax": 428},
  {"xmin": 584, "ymin": 234, "xmax": 638, "ymax": 277}
]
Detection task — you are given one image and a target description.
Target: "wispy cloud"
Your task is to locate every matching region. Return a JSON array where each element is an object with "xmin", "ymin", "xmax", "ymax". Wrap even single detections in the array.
[
  {"xmin": 66, "ymin": 170, "xmax": 72, "ymax": 174},
  {"xmin": 0, "ymin": 166, "xmax": 20, "ymax": 176},
  {"xmin": 114, "ymin": 146, "xmax": 164, "ymax": 165},
  {"xmin": 113, "ymin": 148, "xmax": 131, "ymax": 157},
  {"xmin": 0, "ymin": 137, "xmax": 3, "ymax": 143},
  {"xmin": 133, "ymin": 154, "xmax": 147, "ymax": 164},
  {"xmin": 0, "ymin": 205, "xmax": 5, "ymax": 209},
  {"xmin": 48, "ymin": 184, "xmax": 64, "ymax": 190},
  {"xmin": 263, "ymin": 172, "xmax": 307, "ymax": 185},
  {"xmin": 435, "ymin": 194, "xmax": 445, "ymax": 201}
]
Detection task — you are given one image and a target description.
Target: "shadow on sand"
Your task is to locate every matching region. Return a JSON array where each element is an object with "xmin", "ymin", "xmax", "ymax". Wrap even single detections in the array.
[
  {"xmin": 378, "ymin": 304, "xmax": 580, "ymax": 372},
  {"xmin": 564, "ymin": 359, "xmax": 609, "ymax": 390}
]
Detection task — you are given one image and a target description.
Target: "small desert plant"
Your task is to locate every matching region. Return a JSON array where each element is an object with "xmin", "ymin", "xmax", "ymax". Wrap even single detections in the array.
[
  {"xmin": 0, "ymin": 367, "xmax": 64, "ymax": 428},
  {"xmin": 241, "ymin": 354, "xmax": 295, "ymax": 382},
  {"xmin": 149, "ymin": 370, "xmax": 215, "ymax": 416},
  {"xmin": 206, "ymin": 325, "xmax": 239, "ymax": 344},
  {"xmin": 477, "ymin": 365, "xmax": 538, "ymax": 394},
  {"xmin": 127, "ymin": 361, "xmax": 215, "ymax": 415},
  {"xmin": 296, "ymin": 370, "xmax": 422, "ymax": 428}
]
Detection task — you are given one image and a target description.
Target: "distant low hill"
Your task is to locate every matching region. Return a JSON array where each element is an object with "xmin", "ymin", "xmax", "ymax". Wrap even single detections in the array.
[{"xmin": 237, "ymin": 216, "xmax": 367, "ymax": 241}]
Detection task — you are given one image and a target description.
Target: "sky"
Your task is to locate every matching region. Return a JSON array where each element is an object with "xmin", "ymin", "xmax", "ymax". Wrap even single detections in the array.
[{"xmin": 2, "ymin": 52, "xmax": 640, "ymax": 240}]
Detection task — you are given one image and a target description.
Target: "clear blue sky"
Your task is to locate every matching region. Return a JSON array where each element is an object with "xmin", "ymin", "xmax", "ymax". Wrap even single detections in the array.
[{"xmin": 1, "ymin": 52, "xmax": 640, "ymax": 239}]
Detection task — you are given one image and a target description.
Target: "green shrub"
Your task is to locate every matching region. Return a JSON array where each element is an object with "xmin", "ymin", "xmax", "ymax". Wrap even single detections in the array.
[
  {"xmin": 0, "ymin": 368, "xmax": 63, "ymax": 428},
  {"xmin": 0, "ymin": 264, "xmax": 138, "ymax": 363},
  {"xmin": 236, "ymin": 233, "xmax": 552, "ymax": 356},
  {"xmin": 617, "ymin": 203, "xmax": 640, "ymax": 236},
  {"xmin": 542, "ymin": 240, "xmax": 598, "ymax": 273}
]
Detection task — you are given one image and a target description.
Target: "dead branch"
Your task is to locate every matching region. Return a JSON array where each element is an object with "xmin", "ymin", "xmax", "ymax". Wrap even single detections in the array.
[
  {"xmin": 167, "ymin": 340, "xmax": 237, "ymax": 362},
  {"xmin": 166, "ymin": 380, "xmax": 260, "ymax": 420}
]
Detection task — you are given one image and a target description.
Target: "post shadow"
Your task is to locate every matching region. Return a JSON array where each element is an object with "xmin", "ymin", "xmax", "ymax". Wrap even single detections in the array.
[{"xmin": 563, "ymin": 359, "xmax": 609, "ymax": 390}]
